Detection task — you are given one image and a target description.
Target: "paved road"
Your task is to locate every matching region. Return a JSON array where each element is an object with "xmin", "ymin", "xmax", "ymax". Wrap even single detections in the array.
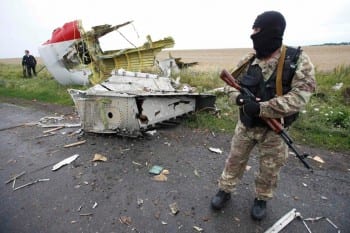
[{"xmin": 0, "ymin": 102, "xmax": 349, "ymax": 233}]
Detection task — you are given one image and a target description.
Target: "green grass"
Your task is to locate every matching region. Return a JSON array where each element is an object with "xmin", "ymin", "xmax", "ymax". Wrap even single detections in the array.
[
  {"xmin": 181, "ymin": 65, "xmax": 350, "ymax": 152},
  {"xmin": 1, "ymin": 62, "xmax": 349, "ymax": 152},
  {"xmin": 0, "ymin": 63, "xmax": 85, "ymax": 105},
  {"xmin": 288, "ymin": 65, "xmax": 350, "ymax": 151}
]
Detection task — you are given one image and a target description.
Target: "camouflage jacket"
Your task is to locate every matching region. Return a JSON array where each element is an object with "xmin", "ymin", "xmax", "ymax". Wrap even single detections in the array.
[{"xmin": 225, "ymin": 46, "xmax": 316, "ymax": 119}]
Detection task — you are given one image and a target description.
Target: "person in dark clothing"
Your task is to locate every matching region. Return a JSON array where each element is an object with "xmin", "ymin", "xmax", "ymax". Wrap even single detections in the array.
[{"xmin": 22, "ymin": 50, "xmax": 37, "ymax": 77}]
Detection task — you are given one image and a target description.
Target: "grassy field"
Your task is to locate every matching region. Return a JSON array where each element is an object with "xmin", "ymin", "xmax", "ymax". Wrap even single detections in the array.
[{"xmin": 0, "ymin": 45, "xmax": 349, "ymax": 152}]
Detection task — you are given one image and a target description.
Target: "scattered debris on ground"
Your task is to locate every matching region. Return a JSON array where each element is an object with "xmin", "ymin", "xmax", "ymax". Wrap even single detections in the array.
[
  {"xmin": 63, "ymin": 140, "xmax": 86, "ymax": 148},
  {"xmin": 52, "ymin": 154, "xmax": 80, "ymax": 171},
  {"xmin": 169, "ymin": 202, "xmax": 179, "ymax": 215},
  {"xmin": 92, "ymin": 153, "xmax": 107, "ymax": 162},
  {"xmin": 208, "ymin": 147, "xmax": 222, "ymax": 154},
  {"xmin": 264, "ymin": 208, "xmax": 341, "ymax": 233},
  {"xmin": 13, "ymin": 178, "xmax": 50, "ymax": 191},
  {"xmin": 149, "ymin": 165, "xmax": 164, "ymax": 175}
]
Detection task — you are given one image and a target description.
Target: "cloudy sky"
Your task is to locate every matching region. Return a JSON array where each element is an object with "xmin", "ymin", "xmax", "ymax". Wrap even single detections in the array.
[{"xmin": 1, "ymin": 0, "xmax": 349, "ymax": 58}]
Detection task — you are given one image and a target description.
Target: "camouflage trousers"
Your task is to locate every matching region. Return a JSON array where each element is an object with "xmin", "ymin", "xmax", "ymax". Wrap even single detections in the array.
[{"xmin": 218, "ymin": 120, "xmax": 288, "ymax": 200}]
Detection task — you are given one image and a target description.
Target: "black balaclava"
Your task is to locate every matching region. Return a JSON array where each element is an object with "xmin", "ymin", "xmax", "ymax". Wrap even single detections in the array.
[{"xmin": 250, "ymin": 11, "xmax": 286, "ymax": 59}]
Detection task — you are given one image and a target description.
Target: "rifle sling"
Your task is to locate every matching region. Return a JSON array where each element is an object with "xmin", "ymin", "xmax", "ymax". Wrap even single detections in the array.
[{"xmin": 276, "ymin": 45, "xmax": 286, "ymax": 96}]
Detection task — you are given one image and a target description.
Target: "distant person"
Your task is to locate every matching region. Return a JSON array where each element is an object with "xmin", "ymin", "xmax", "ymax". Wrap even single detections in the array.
[
  {"xmin": 22, "ymin": 50, "xmax": 37, "ymax": 77},
  {"xmin": 210, "ymin": 11, "xmax": 316, "ymax": 220}
]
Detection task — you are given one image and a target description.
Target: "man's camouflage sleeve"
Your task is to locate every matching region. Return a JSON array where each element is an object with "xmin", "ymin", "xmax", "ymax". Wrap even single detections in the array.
[{"xmin": 259, "ymin": 51, "xmax": 316, "ymax": 118}]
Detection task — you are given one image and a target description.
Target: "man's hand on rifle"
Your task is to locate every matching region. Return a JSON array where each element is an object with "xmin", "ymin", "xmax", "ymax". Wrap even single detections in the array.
[
  {"xmin": 236, "ymin": 94, "xmax": 251, "ymax": 106},
  {"xmin": 242, "ymin": 100, "xmax": 261, "ymax": 117},
  {"xmin": 236, "ymin": 94, "xmax": 261, "ymax": 117}
]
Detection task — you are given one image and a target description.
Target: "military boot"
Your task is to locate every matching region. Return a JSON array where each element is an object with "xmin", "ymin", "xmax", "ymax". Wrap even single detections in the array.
[
  {"xmin": 251, "ymin": 198, "xmax": 267, "ymax": 220},
  {"xmin": 211, "ymin": 190, "xmax": 231, "ymax": 210}
]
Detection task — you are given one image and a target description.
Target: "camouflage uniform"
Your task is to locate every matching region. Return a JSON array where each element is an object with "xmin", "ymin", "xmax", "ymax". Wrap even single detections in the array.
[{"xmin": 218, "ymin": 47, "xmax": 316, "ymax": 200}]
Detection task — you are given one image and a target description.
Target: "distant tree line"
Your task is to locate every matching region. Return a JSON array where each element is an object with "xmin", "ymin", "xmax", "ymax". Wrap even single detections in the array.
[{"xmin": 312, "ymin": 42, "xmax": 350, "ymax": 46}]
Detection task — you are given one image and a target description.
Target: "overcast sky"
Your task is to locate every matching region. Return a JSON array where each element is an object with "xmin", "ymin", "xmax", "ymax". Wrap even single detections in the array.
[{"xmin": 1, "ymin": 0, "xmax": 349, "ymax": 58}]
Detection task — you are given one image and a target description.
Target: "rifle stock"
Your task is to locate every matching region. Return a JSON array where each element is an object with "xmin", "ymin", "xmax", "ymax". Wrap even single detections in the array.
[{"xmin": 220, "ymin": 69, "xmax": 313, "ymax": 171}]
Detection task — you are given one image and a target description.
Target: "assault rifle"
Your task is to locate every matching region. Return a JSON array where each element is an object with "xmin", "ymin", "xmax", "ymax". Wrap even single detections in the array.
[{"xmin": 220, "ymin": 69, "xmax": 313, "ymax": 172}]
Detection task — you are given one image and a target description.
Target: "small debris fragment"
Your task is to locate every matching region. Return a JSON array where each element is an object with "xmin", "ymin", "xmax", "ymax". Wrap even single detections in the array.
[
  {"xmin": 149, "ymin": 165, "xmax": 164, "ymax": 175},
  {"xmin": 302, "ymin": 183, "xmax": 308, "ymax": 187},
  {"xmin": 92, "ymin": 202, "xmax": 98, "ymax": 209},
  {"xmin": 194, "ymin": 169, "xmax": 200, "ymax": 177},
  {"xmin": 161, "ymin": 221, "xmax": 167, "ymax": 225},
  {"xmin": 325, "ymin": 218, "xmax": 340, "ymax": 232},
  {"xmin": 5, "ymin": 171, "xmax": 26, "ymax": 184},
  {"xmin": 13, "ymin": 178, "xmax": 50, "ymax": 191},
  {"xmin": 304, "ymin": 216, "xmax": 340, "ymax": 233},
  {"xmin": 331, "ymin": 82, "xmax": 343, "ymax": 91},
  {"xmin": 38, "ymin": 115, "xmax": 81, "ymax": 128},
  {"xmin": 120, "ymin": 148, "xmax": 130, "ymax": 152},
  {"xmin": 208, "ymin": 147, "xmax": 222, "ymax": 154},
  {"xmin": 43, "ymin": 126, "xmax": 64, "ymax": 134},
  {"xmin": 80, "ymin": 213, "xmax": 93, "ymax": 217},
  {"xmin": 145, "ymin": 130, "xmax": 157, "ymax": 136},
  {"xmin": 161, "ymin": 169, "xmax": 170, "ymax": 175},
  {"xmin": 68, "ymin": 128, "xmax": 82, "ymax": 136},
  {"xmin": 137, "ymin": 198, "xmax": 144, "ymax": 207},
  {"xmin": 264, "ymin": 208, "xmax": 298, "ymax": 233},
  {"xmin": 320, "ymin": 195, "xmax": 328, "ymax": 200},
  {"xmin": 77, "ymin": 205, "xmax": 83, "ymax": 212},
  {"xmin": 152, "ymin": 173, "xmax": 167, "ymax": 182},
  {"xmin": 52, "ymin": 154, "xmax": 79, "ymax": 171},
  {"xmin": 39, "ymin": 115, "xmax": 64, "ymax": 122},
  {"xmin": 132, "ymin": 161, "xmax": 142, "ymax": 166},
  {"xmin": 44, "ymin": 123, "xmax": 80, "ymax": 128},
  {"xmin": 63, "ymin": 140, "xmax": 86, "ymax": 148},
  {"xmin": 169, "ymin": 202, "xmax": 179, "ymax": 215},
  {"xmin": 193, "ymin": 226, "xmax": 204, "ymax": 232},
  {"xmin": 12, "ymin": 178, "xmax": 16, "ymax": 189},
  {"xmin": 6, "ymin": 159, "xmax": 17, "ymax": 164},
  {"xmin": 92, "ymin": 153, "xmax": 107, "ymax": 162},
  {"xmin": 119, "ymin": 216, "xmax": 132, "ymax": 225},
  {"xmin": 312, "ymin": 156, "xmax": 325, "ymax": 164},
  {"xmin": 266, "ymin": 209, "xmax": 340, "ymax": 233},
  {"xmin": 245, "ymin": 165, "xmax": 252, "ymax": 171},
  {"xmin": 164, "ymin": 142, "xmax": 171, "ymax": 146}
]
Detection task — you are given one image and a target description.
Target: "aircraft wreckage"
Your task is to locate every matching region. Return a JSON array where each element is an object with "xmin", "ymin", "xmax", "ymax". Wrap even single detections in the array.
[{"xmin": 39, "ymin": 20, "xmax": 215, "ymax": 137}]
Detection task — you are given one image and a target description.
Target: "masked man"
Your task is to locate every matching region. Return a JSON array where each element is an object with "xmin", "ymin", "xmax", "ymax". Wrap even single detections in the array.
[{"xmin": 211, "ymin": 11, "xmax": 316, "ymax": 220}]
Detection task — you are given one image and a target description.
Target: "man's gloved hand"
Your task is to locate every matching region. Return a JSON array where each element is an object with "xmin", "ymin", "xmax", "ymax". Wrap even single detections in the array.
[
  {"xmin": 242, "ymin": 101, "xmax": 260, "ymax": 117},
  {"xmin": 236, "ymin": 94, "xmax": 251, "ymax": 106}
]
